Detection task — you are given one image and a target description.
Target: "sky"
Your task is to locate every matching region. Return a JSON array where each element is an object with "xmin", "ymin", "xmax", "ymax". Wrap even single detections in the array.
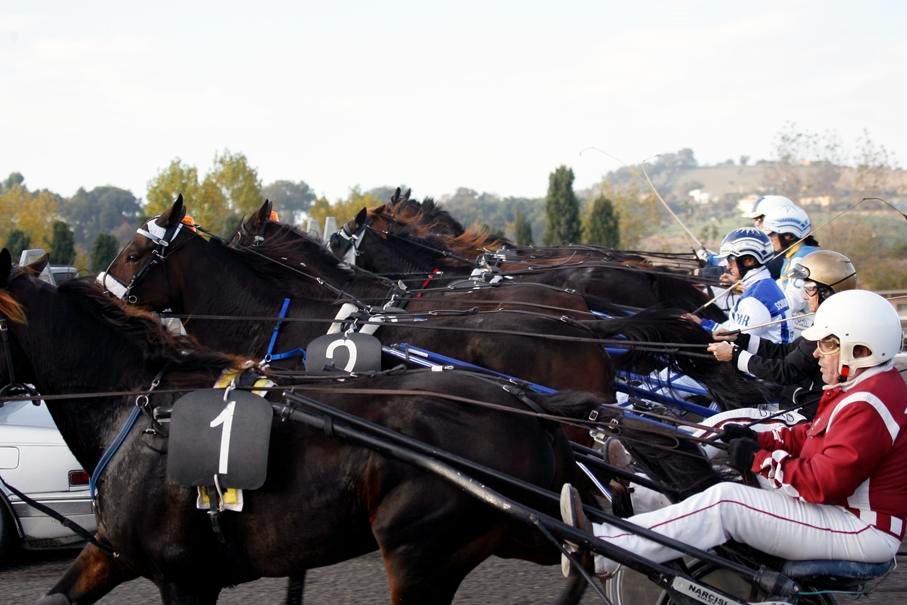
[{"xmin": 2, "ymin": 1, "xmax": 906, "ymax": 203}]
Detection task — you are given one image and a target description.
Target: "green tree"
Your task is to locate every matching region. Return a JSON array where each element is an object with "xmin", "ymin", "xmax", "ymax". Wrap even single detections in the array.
[
  {"xmin": 209, "ymin": 150, "xmax": 262, "ymax": 218},
  {"xmin": 48, "ymin": 221, "xmax": 76, "ymax": 265},
  {"xmin": 513, "ymin": 209, "xmax": 534, "ymax": 245},
  {"xmin": 90, "ymin": 233, "xmax": 120, "ymax": 272},
  {"xmin": 543, "ymin": 166, "xmax": 580, "ymax": 245},
  {"xmin": 146, "ymin": 159, "xmax": 201, "ymax": 217},
  {"xmin": 5, "ymin": 229, "xmax": 31, "ymax": 260},
  {"xmin": 583, "ymin": 195, "xmax": 620, "ymax": 247},
  {"xmin": 1, "ymin": 172, "xmax": 24, "ymax": 193},
  {"xmin": 64, "ymin": 186, "xmax": 142, "ymax": 246},
  {"xmin": 261, "ymin": 179, "xmax": 317, "ymax": 223}
]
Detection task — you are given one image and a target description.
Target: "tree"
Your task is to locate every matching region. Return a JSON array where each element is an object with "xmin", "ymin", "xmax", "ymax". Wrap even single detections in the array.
[
  {"xmin": 1, "ymin": 172, "xmax": 24, "ymax": 193},
  {"xmin": 583, "ymin": 195, "xmax": 620, "ymax": 247},
  {"xmin": 5, "ymin": 230, "xmax": 31, "ymax": 260},
  {"xmin": 90, "ymin": 233, "xmax": 120, "ymax": 273},
  {"xmin": 146, "ymin": 159, "xmax": 201, "ymax": 217},
  {"xmin": 261, "ymin": 180, "xmax": 317, "ymax": 223},
  {"xmin": 63, "ymin": 186, "xmax": 142, "ymax": 246},
  {"xmin": 543, "ymin": 166, "xmax": 580, "ymax": 245},
  {"xmin": 48, "ymin": 221, "xmax": 76, "ymax": 265},
  {"xmin": 513, "ymin": 209, "xmax": 534, "ymax": 246},
  {"xmin": 209, "ymin": 150, "xmax": 262, "ymax": 218},
  {"xmin": 307, "ymin": 187, "xmax": 383, "ymax": 233}
]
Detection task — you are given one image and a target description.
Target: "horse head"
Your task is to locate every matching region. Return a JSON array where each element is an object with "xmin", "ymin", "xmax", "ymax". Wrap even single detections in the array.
[
  {"xmin": 101, "ymin": 194, "xmax": 192, "ymax": 310},
  {"xmin": 230, "ymin": 199, "xmax": 274, "ymax": 247}
]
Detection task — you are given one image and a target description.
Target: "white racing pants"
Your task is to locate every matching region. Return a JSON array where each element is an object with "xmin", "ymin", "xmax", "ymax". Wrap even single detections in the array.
[{"xmin": 591, "ymin": 482, "xmax": 900, "ymax": 574}]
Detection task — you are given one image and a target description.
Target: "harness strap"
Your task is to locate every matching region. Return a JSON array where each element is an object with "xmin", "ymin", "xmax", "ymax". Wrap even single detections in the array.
[{"xmin": 0, "ymin": 473, "xmax": 117, "ymax": 555}]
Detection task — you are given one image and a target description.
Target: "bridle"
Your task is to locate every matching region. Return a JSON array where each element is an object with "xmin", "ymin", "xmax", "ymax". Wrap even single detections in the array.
[
  {"xmin": 329, "ymin": 219, "xmax": 369, "ymax": 266},
  {"xmin": 98, "ymin": 217, "xmax": 185, "ymax": 304}
]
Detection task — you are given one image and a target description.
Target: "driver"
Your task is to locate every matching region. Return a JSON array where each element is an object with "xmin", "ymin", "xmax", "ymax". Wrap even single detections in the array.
[{"xmin": 561, "ymin": 289, "xmax": 906, "ymax": 578}]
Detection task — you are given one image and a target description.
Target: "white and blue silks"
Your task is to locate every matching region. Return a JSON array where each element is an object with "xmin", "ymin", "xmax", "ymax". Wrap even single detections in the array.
[{"xmin": 700, "ymin": 266, "xmax": 792, "ymax": 344}]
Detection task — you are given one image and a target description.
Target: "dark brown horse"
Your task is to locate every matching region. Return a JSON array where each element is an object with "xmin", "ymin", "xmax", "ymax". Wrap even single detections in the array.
[
  {"xmin": 0, "ymin": 250, "xmax": 607, "ymax": 605},
  {"xmin": 326, "ymin": 192, "xmax": 724, "ymax": 320},
  {"xmin": 104, "ymin": 197, "xmax": 720, "ymax": 400},
  {"xmin": 232, "ymin": 200, "xmax": 759, "ymax": 410}
]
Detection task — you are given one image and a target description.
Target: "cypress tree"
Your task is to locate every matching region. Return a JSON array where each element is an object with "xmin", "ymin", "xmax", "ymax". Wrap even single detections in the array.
[
  {"xmin": 584, "ymin": 195, "xmax": 620, "ymax": 247},
  {"xmin": 48, "ymin": 221, "xmax": 76, "ymax": 265},
  {"xmin": 513, "ymin": 209, "xmax": 534, "ymax": 245},
  {"xmin": 90, "ymin": 233, "xmax": 120, "ymax": 272},
  {"xmin": 543, "ymin": 166, "xmax": 580, "ymax": 245},
  {"xmin": 5, "ymin": 229, "xmax": 31, "ymax": 260}
]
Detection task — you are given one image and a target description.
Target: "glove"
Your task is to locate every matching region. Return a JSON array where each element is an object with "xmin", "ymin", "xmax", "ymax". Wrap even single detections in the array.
[
  {"xmin": 727, "ymin": 438, "xmax": 760, "ymax": 473},
  {"xmin": 719, "ymin": 423, "xmax": 757, "ymax": 443}
]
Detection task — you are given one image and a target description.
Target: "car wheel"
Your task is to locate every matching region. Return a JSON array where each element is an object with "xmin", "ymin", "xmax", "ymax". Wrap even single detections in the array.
[{"xmin": 0, "ymin": 500, "xmax": 19, "ymax": 566}]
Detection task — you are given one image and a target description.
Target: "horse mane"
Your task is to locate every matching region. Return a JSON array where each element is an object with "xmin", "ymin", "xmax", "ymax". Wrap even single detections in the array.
[
  {"xmin": 55, "ymin": 279, "xmax": 244, "ymax": 381},
  {"xmin": 370, "ymin": 198, "xmax": 511, "ymax": 260},
  {"xmin": 0, "ymin": 290, "xmax": 26, "ymax": 324},
  {"xmin": 226, "ymin": 223, "xmax": 354, "ymax": 299}
]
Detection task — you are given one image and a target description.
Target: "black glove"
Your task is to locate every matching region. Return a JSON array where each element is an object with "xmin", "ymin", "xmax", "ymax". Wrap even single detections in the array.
[
  {"xmin": 727, "ymin": 438, "xmax": 760, "ymax": 473},
  {"xmin": 719, "ymin": 423, "xmax": 757, "ymax": 443}
]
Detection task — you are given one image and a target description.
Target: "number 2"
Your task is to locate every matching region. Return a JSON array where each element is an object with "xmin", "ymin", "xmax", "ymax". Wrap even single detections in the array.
[{"xmin": 210, "ymin": 401, "xmax": 236, "ymax": 474}]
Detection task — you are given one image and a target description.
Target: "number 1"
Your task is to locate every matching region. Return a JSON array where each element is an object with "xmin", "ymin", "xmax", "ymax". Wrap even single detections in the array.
[{"xmin": 210, "ymin": 401, "xmax": 236, "ymax": 474}]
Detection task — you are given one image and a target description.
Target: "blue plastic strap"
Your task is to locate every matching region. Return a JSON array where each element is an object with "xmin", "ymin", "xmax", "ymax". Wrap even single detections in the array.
[
  {"xmin": 265, "ymin": 298, "xmax": 292, "ymax": 360},
  {"xmin": 615, "ymin": 380, "xmax": 715, "ymax": 417},
  {"xmin": 388, "ymin": 343, "xmax": 557, "ymax": 394},
  {"xmin": 618, "ymin": 371, "xmax": 710, "ymax": 397},
  {"xmin": 89, "ymin": 406, "xmax": 142, "ymax": 500}
]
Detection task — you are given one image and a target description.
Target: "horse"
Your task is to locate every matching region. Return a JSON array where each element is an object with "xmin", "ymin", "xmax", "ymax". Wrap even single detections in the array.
[
  {"xmin": 325, "ymin": 191, "xmax": 725, "ymax": 320},
  {"xmin": 232, "ymin": 199, "xmax": 762, "ymax": 411},
  {"xmin": 104, "ymin": 196, "xmax": 739, "ymax": 403},
  {"xmin": 0, "ymin": 249, "xmax": 609, "ymax": 605}
]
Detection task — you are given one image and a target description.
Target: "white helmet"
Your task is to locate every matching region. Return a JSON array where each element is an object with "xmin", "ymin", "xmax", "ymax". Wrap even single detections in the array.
[
  {"xmin": 762, "ymin": 204, "xmax": 811, "ymax": 238},
  {"xmin": 801, "ymin": 290, "xmax": 903, "ymax": 375},
  {"xmin": 742, "ymin": 195, "xmax": 796, "ymax": 219},
  {"xmin": 715, "ymin": 228, "xmax": 773, "ymax": 265}
]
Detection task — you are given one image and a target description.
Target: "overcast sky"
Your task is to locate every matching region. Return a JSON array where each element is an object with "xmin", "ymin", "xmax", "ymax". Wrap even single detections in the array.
[{"xmin": 2, "ymin": 1, "xmax": 905, "ymax": 202}]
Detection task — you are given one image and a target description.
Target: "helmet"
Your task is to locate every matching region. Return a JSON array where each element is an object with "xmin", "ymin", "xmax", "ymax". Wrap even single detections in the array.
[
  {"xmin": 742, "ymin": 195, "xmax": 796, "ymax": 219},
  {"xmin": 762, "ymin": 204, "xmax": 811, "ymax": 238},
  {"xmin": 801, "ymin": 290, "xmax": 902, "ymax": 374},
  {"xmin": 789, "ymin": 250, "xmax": 857, "ymax": 293},
  {"xmin": 716, "ymin": 228, "xmax": 773, "ymax": 265}
]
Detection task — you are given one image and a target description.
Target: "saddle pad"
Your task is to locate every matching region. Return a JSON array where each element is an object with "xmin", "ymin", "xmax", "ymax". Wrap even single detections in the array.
[
  {"xmin": 167, "ymin": 389, "xmax": 272, "ymax": 489},
  {"xmin": 306, "ymin": 333, "xmax": 382, "ymax": 374}
]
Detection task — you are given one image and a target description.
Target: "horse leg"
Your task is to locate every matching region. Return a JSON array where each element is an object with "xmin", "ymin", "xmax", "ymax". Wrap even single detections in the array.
[
  {"xmin": 158, "ymin": 582, "xmax": 221, "ymax": 605},
  {"xmin": 285, "ymin": 572, "xmax": 306, "ymax": 605},
  {"xmin": 37, "ymin": 541, "xmax": 137, "ymax": 605}
]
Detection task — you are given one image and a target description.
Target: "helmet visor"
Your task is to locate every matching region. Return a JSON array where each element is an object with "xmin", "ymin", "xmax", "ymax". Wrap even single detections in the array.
[{"xmin": 789, "ymin": 264, "xmax": 811, "ymax": 281}]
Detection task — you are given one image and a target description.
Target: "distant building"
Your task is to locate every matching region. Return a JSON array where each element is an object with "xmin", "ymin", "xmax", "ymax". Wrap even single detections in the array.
[{"xmin": 688, "ymin": 188, "xmax": 711, "ymax": 205}]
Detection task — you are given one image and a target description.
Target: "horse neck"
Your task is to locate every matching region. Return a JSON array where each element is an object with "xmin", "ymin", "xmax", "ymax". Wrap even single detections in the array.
[
  {"xmin": 171, "ymin": 239, "xmax": 388, "ymax": 357},
  {"xmin": 15, "ymin": 294, "xmax": 168, "ymax": 471}
]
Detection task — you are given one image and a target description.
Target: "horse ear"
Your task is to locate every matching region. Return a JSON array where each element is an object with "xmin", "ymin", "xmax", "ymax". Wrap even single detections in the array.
[
  {"xmin": 403, "ymin": 188, "xmax": 412, "ymax": 202},
  {"xmin": 23, "ymin": 252, "xmax": 48, "ymax": 277},
  {"xmin": 391, "ymin": 187, "xmax": 402, "ymax": 204},
  {"xmin": 162, "ymin": 194, "xmax": 186, "ymax": 228},
  {"xmin": 355, "ymin": 207, "xmax": 368, "ymax": 226},
  {"xmin": 256, "ymin": 199, "xmax": 272, "ymax": 224},
  {"xmin": 0, "ymin": 249, "xmax": 11, "ymax": 288}
]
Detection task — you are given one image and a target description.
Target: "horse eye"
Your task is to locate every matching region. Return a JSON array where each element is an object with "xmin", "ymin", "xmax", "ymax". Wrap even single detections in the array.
[{"xmin": 126, "ymin": 254, "xmax": 139, "ymax": 262}]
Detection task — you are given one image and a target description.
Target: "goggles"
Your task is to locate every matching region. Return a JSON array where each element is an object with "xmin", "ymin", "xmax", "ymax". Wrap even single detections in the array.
[{"xmin": 816, "ymin": 335, "xmax": 841, "ymax": 355}]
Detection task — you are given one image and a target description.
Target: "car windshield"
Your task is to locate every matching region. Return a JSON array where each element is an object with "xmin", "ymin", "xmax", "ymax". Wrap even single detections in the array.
[{"xmin": 0, "ymin": 400, "xmax": 56, "ymax": 428}]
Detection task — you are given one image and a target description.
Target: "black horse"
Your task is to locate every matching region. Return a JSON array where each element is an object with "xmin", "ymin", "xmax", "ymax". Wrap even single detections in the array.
[{"xmin": 0, "ymin": 250, "xmax": 610, "ymax": 605}]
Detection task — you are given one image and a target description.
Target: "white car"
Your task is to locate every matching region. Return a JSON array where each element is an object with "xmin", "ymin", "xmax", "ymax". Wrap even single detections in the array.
[{"xmin": 0, "ymin": 400, "xmax": 96, "ymax": 561}]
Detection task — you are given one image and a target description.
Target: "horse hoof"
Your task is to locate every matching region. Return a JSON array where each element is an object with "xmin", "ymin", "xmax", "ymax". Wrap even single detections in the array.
[{"xmin": 36, "ymin": 594, "xmax": 71, "ymax": 605}]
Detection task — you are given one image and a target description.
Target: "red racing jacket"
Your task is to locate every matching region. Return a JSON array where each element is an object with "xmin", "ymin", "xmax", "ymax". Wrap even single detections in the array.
[{"xmin": 752, "ymin": 364, "xmax": 907, "ymax": 539}]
